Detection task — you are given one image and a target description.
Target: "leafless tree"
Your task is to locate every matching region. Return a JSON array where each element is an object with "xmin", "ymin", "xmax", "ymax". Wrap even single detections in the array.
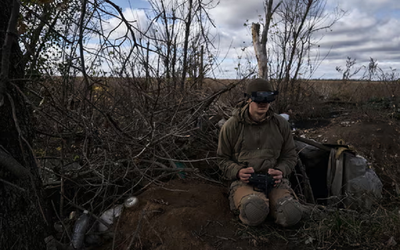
[
  {"xmin": 147, "ymin": 0, "xmax": 218, "ymax": 89},
  {"xmin": 0, "ymin": 0, "xmax": 49, "ymax": 248},
  {"xmin": 252, "ymin": 0, "xmax": 344, "ymax": 110},
  {"xmin": 1, "ymin": 0, "xmax": 232, "ymax": 247}
]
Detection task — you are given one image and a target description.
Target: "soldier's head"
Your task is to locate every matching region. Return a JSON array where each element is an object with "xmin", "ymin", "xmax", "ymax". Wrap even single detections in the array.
[{"xmin": 245, "ymin": 78, "xmax": 278, "ymax": 117}]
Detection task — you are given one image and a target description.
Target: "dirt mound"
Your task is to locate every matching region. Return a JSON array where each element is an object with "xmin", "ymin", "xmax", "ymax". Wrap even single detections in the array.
[{"xmin": 100, "ymin": 179, "xmax": 271, "ymax": 250}]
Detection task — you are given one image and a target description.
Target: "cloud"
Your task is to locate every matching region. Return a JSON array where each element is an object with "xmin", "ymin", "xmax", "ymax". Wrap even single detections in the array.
[
  {"xmin": 337, "ymin": 0, "xmax": 400, "ymax": 14},
  {"xmin": 101, "ymin": 7, "xmax": 150, "ymax": 41},
  {"xmin": 316, "ymin": 5, "xmax": 400, "ymax": 65},
  {"xmin": 207, "ymin": 0, "xmax": 400, "ymax": 79},
  {"xmin": 101, "ymin": 0, "xmax": 400, "ymax": 79},
  {"xmin": 209, "ymin": 1, "xmax": 264, "ymax": 29}
]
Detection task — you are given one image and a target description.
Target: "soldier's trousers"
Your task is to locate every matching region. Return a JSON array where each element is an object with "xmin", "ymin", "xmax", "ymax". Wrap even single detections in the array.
[{"xmin": 229, "ymin": 179, "xmax": 302, "ymax": 227}]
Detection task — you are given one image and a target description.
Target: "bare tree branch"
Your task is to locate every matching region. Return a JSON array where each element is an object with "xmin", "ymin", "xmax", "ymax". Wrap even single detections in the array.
[
  {"xmin": 0, "ymin": 145, "xmax": 32, "ymax": 179},
  {"xmin": 0, "ymin": 0, "xmax": 19, "ymax": 107}
]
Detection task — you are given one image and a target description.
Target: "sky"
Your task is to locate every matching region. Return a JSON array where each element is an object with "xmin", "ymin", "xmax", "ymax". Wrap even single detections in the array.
[{"xmin": 111, "ymin": 0, "xmax": 400, "ymax": 79}]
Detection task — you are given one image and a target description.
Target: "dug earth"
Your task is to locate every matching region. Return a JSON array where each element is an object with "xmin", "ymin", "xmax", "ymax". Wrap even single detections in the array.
[
  {"xmin": 99, "ymin": 179, "xmax": 297, "ymax": 250},
  {"xmin": 99, "ymin": 110, "xmax": 400, "ymax": 250}
]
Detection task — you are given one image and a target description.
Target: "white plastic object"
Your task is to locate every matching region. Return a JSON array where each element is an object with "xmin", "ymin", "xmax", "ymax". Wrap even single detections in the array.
[
  {"xmin": 124, "ymin": 196, "xmax": 138, "ymax": 208},
  {"xmin": 279, "ymin": 113, "xmax": 290, "ymax": 121},
  {"xmin": 98, "ymin": 205, "xmax": 123, "ymax": 232}
]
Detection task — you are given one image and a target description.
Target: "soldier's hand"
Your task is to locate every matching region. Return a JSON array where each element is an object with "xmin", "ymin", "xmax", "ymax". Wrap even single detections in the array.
[
  {"xmin": 238, "ymin": 167, "xmax": 254, "ymax": 183},
  {"xmin": 268, "ymin": 168, "xmax": 283, "ymax": 186}
]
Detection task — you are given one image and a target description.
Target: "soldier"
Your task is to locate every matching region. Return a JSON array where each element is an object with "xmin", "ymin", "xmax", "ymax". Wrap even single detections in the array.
[{"xmin": 217, "ymin": 78, "xmax": 302, "ymax": 227}]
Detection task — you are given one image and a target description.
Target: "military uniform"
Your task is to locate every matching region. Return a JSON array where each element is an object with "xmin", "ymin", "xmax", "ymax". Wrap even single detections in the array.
[{"xmin": 218, "ymin": 102, "xmax": 302, "ymax": 227}]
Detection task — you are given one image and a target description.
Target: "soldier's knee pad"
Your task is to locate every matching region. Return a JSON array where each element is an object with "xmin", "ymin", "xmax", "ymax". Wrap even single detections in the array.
[
  {"xmin": 274, "ymin": 197, "xmax": 302, "ymax": 227},
  {"xmin": 239, "ymin": 194, "xmax": 269, "ymax": 226}
]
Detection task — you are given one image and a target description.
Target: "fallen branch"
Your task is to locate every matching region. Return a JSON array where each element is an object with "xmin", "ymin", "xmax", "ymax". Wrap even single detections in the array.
[
  {"xmin": 297, "ymin": 157, "xmax": 315, "ymax": 204},
  {"xmin": 0, "ymin": 177, "xmax": 26, "ymax": 192},
  {"xmin": 150, "ymin": 168, "xmax": 199, "ymax": 172},
  {"xmin": 154, "ymin": 155, "xmax": 219, "ymax": 163},
  {"xmin": 0, "ymin": 145, "xmax": 32, "ymax": 179}
]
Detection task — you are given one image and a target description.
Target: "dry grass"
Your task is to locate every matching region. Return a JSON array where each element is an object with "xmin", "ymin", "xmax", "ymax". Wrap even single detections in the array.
[
  {"xmin": 302, "ymin": 79, "xmax": 400, "ymax": 102},
  {"xmin": 31, "ymin": 76, "xmax": 400, "ymax": 249},
  {"xmin": 234, "ymin": 198, "xmax": 400, "ymax": 249}
]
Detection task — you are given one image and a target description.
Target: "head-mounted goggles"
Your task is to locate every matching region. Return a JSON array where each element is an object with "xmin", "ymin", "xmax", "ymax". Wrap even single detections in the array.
[{"xmin": 245, "ymin": 91, "xmax": 279, "ymax": 103}]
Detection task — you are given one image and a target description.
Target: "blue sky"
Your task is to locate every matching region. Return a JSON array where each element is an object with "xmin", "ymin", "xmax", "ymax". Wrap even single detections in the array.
[
  {"xmin": 109, "ymin": 0, "xmax": 400, "ymax": 79},
  {"xmin": 114, "ymin": 0, "xmax": 149, "ymax": 9}
]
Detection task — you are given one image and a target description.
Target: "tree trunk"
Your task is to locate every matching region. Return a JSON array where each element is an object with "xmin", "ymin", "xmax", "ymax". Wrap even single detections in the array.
[
  {"xmin": 0, "ymin": 0, "xmax": 49, "ymax": 249},
  {"xmin": 180, "ymin": 0, "xmax": 193, "ymax": 90},
  {"xmin": 252, "ymin": 23, "xmax": 269, "ymax": 80},
  {"xmin": 251, "ymin": 0, "xmax": 279, "ymax": 80}
]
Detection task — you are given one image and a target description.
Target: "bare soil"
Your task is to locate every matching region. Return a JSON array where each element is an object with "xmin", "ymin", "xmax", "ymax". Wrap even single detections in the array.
[
  {"xmin": 100, "ymin": 178, "xmax": 300, "ymax": 250},
  {"xmin": 98, "ymin": 107, "xmax": 400, "ymax": 250}
]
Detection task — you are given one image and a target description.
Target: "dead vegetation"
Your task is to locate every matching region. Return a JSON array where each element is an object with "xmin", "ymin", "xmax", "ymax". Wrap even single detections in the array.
[
  {"xmin": 2, "ymin": 0, "xmax": 398, "ymax": 248},
  {"xmin": 30, "ymin": 76, "xmax": 246, "ymax": 215},
  {"xmin": 29, "ymin": 75, "xmax": 400, "ymax": 250}
]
